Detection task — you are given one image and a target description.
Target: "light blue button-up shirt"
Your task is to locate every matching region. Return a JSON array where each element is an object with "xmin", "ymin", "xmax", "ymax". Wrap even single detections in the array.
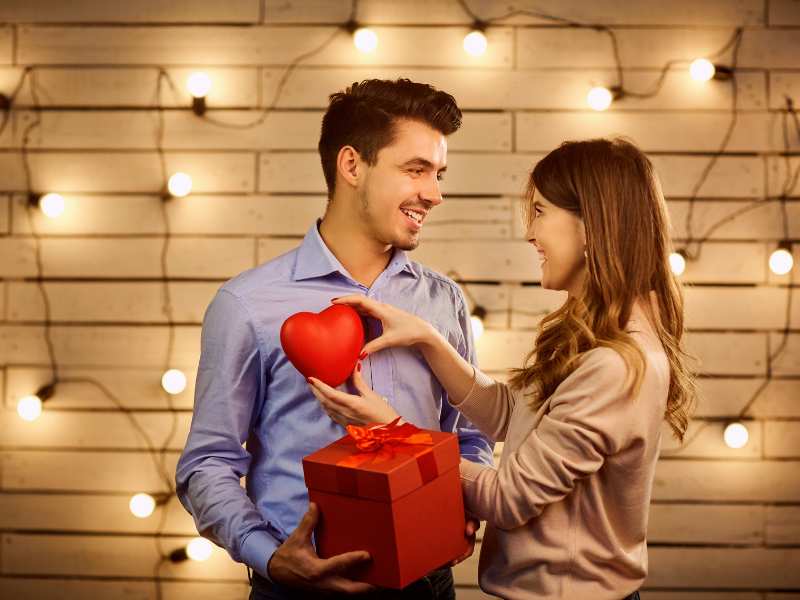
[{"xmin": 175, "ymin": 221, "xmax": 494, "ymax": 579}]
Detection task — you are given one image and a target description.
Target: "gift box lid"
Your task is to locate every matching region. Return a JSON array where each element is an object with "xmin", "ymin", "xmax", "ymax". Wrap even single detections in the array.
[{"xmin": 303, "ymin": 420, "xmax": 460, "ymax": 503}]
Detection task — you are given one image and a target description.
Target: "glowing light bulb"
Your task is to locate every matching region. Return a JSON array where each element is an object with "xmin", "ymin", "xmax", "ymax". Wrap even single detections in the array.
[
  {"xmin": 129, "ymin": 493, "xmax": 156, "ymax": 518},
  {"xmin": 17, "ymin": 395, "xmax": 42, "ymax": 422},
  {"xmin": 186, "ymin": 72, "xmax": 212, "ymax": 98},
  {"xmin": 669, "ymin": 251, "xmax": 687, "ymax": 276},
  {"xmin": 689, "ymin": 58, "xmax": 715, "ymax": 82},
  {"xmin": 470, "ymin": 315, "xmax": 485, "ymax": 340},
  {"xmin": 463, "ymin": 30, "xmax": 488, "ymax": 56},
  {"xmin": 587, "ymin": 87, "xmax": 613, "ymax": 111},
  {"xmin": 168, "ymin": 172, "xmax": 192, "ymax": 198},
  {"xmin": 39, "ymin": 193, "xmax": 65, "ymax": 218},
  {"xmin": 723, "ymin": 422, "xmax": 749, "ymax": 449},
  {"xmin": 353, "ymin": 28, "xmax": 378, "ymax": 53},
  {"xmin": 162, "ymin": 369, "xmax": 187, "ymax": 395},
  {"xmin": 186, "ymin": 537, "xmax": 214, "ymax": 561},
  {"xmin": 769, "ymin": 247, "xmax": 793, "ymax": 276}
]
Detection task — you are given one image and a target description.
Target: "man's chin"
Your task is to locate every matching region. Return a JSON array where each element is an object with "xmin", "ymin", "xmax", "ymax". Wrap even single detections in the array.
[{"xmin": 393, "ymin": 235, "xmax": 420, "ymax": 252}]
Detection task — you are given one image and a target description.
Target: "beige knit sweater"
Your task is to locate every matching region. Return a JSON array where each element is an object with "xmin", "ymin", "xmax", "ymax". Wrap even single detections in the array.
[{"xmin": 456, "ymin": 304, "xmax": 670, "ymax": 599}]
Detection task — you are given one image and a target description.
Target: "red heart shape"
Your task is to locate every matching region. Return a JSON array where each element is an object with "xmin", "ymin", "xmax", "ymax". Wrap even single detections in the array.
[{"xmin": 280, "ymin": 304, "xmax": 365, "ymax": 387}]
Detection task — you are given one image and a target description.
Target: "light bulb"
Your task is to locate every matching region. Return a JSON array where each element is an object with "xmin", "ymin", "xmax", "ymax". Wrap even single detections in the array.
[
  {"xmin": 669, "ymin": 251, "xmax": 687, "ymax": 276},
  {"xmin": 186, "ymin": 72, "xmax": 212, "ymax": 98},
  {"xmin": 470, "ymin": 314, "xmax": 485, "ymax": 341},
  {"xmin": 587, "ymin": 87, "xmax": 613, "ymax": 111},
  {"xmin": 769, "ymin": 247, "xmax": 793, "ymax": 276},
  {"xmin": 17, "ymin": 395, "xmax": 42, "ymax": 422},
  {"xmin": 689, "ymin": 58, "xmax": 715, "ymax": 82},
  {"xmin": 39, "ymin": 193, "xmax": 65, "ymax": 218},
  {"xmin": 353, "ymin": 28, "xmax": 378, "ymax": 53},
  {"xmin": 186, "ymin": 537, "xmax": 214, "ymax": 561},
  {"xmin": 723, "ymin": 422, "xmax": 749, "ymax": 449},
  {"xmin": 168, "ymin": 172, "xmax": 192, "ymax": 198},
  {"xmin": 162, "ymin": 369, "xmax": 187, "ymax": 395},
  {"xmin": 129, "ymin": 493, "xmax": 156, "ymax": 518},
  {"xmin": 463, "ymin": 30, "xmax": 488, "ymax": 56}
]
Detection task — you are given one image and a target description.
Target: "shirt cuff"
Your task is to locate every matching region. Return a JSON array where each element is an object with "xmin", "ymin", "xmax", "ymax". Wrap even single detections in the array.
[
  {"xmin": 241, "ymin": 529, "xmax": 281, "ymax": 582},
  {"xmin": 452, "ymin": 367, "xmax": 497, "ymax": 412}
]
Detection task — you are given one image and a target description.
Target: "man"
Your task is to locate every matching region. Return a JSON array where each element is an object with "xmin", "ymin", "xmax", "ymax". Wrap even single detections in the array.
[{"xmin": 175, "ymin": 79, "xmax": 494, "ymax": 599}]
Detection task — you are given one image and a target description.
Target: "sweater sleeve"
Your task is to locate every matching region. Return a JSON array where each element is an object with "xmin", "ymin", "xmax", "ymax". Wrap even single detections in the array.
[
  {"xmin": 450, "ymin": 367, "xmax": 519, "ymax": 443},
  {"xmin": 458, "ymin": 347, "xmax": 640, "ymax": 530}
]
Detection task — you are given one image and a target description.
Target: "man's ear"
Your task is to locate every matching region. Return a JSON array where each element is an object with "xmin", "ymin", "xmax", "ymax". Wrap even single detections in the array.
[{"xmin": 336, "ymin": 145, "xmax": 362, "ymax": 189}]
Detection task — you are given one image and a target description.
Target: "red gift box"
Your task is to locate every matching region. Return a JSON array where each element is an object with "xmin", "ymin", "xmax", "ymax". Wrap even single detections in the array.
[{"xmin": 302, "ymin": 418, "xmax": 469, "ymax": 589}]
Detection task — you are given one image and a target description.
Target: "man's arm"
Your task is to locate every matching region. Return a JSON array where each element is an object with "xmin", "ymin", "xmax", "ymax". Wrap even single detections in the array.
[{"xmin": 175, "ymin": 288, "xmax": 280, "ymax": 578}]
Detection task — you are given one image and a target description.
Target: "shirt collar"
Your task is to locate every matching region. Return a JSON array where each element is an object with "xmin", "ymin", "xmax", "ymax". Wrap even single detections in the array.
[{"xmin": 292, "ymin": 220, "xmax": 417, "ymax": 282}]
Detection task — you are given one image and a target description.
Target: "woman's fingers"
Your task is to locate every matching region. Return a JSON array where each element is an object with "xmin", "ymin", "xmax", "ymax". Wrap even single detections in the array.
[
  {"xmin": 331, "ymin": 295, "xmax": 385, "ymax": 318},
  {"xmin": 351, "ymin": 364, "xmax": 371, "ymax": 397}
]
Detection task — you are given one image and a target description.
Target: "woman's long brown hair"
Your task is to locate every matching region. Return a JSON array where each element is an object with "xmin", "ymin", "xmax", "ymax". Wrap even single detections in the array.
[{"xmin": 509, "ymin": 138, "xmax": 696, "ymax": 441}]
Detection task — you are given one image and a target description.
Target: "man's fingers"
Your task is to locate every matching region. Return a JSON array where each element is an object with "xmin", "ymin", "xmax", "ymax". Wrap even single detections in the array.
[
  {"xmin": 318, "ymin": 550, "xmax": 372, "ymax": 576},
  {"xmin": 324, "ymin": 575, "xmax": 377, "ymax": 595},
  {"xmin": 294, "ymin": 503, "xmax": 319, "ymax": 541}
]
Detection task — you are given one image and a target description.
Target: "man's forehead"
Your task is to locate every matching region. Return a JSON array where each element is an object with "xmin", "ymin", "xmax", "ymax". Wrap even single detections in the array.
[{"xmin": 386, "ymin": 119, "xmax": 448, "ymax": 166}]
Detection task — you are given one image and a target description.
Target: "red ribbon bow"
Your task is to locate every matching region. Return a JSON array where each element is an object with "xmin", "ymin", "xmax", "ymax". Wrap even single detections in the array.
[{"xmin": 339, "ymin": 417, "xmax": 434, "ymax": 467}]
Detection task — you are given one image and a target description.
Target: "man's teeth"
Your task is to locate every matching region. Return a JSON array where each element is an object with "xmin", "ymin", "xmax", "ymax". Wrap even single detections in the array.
[{"xmin": 401, "ymin": 209, "xmax": 423, "ymax": 224}]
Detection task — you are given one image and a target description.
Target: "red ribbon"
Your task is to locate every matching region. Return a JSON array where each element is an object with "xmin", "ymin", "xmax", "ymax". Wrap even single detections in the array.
[{"xmin": 339, "ymin": 417, "xmax": 434, "ymax": 468}]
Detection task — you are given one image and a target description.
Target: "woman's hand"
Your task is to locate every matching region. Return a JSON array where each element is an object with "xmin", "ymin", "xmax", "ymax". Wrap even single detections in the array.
[
  {"xmin": 331, "ymin": 295, "xmax": 438, "ymax": 356},
  {"xmin": 307, "ymin": 363, "xmax": 400, "ymax": 427}
]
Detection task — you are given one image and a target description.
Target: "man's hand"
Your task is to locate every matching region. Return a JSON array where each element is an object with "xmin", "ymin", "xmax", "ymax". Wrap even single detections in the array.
[
  {"xmin": 450, "ymin": 517, "xmax": 480, "ymax": 567},
  {"xmin": 267, "ymin": 503, "xmax": 376, "ymax": 595}
]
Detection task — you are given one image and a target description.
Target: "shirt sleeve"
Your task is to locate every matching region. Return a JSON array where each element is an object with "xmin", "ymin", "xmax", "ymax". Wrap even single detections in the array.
[
  {"xmin": 458, "ymin": 347, "xmax": 639, "ymax": 530},
  {"xmin": 451, "ymin": 365, "xmax": 518, "ymax": 443},
  {"xmin": 175, "ymin": 288, "xmax": 279, "ymax": 580},
  {"xmin": 438, "ymin": 283, "xmax": 495, "ymax": 467}
]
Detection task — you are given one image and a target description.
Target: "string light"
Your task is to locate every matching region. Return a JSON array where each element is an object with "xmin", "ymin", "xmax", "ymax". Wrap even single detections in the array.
[
  {"xmin": 463, "ymin": 24, "xmax": 488, "ymax": 57},
  {"xmin": 130, "ymin": 493, "xmax": 157, "ymax": 518},
  {"xmin": 769, "ymin": 242, "xmax": 794, "ymax": 276},
  {"xmin": 16, "ymin": 384, "xmax": 55, "ymax": 422},
  {"xmin": 586, "ymin": 86, "xmax": 622, "ymax": 111},
  {"xmin": 167, "ymin": 172, "xmax": 192, "ymax": 198},
  {"xmin": 161, "ymin": 369, "xmax": 187, "ymax": 395},
  {"xmin": 170, "ymin": 537, "xmax": 214, "ymax": 562},
  {"xmin": 723, "ymin": 422, "xmax": 749, "ymax": 449},
  {"xmin": 28, "ymin": 192, "xmax": 65, "ymax": 218},
  {"xmin": 470, "ymin": 306, "xmax": 487, "ymax": 341},
  {"xmin": 689, "ymin": 58, "xmax": 715, "ymax": 82},
  {"xmin": 669, "ymin": 250, "xmax": 687, "ymax": 276},
  {"xmin": 352, "ymin": 27, "xmax": 378, "ymax": 53},
  {"xmin": 186, "ymin": 72, "xmax": 211, "ymax": 116}
]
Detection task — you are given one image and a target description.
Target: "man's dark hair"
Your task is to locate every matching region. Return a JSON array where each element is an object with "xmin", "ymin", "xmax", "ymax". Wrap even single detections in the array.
[{"xmin": 318, "ymin": 78, "xmax": 462, "ymax": 199}]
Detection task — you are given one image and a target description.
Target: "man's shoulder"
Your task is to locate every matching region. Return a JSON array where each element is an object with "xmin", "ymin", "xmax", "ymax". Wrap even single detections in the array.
[
  {"xmin": 221, "ymin": 244, "xmax": 301, "ymax": 299},
  {"xmin": 404, "ymin": 259, "xmax": 464, "ymax": 301}
]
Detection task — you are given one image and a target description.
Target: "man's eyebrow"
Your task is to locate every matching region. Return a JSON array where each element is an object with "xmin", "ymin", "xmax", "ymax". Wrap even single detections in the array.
[{"xmin": 402, "ymin": 158, "xmax": 447, "ymax": 171}]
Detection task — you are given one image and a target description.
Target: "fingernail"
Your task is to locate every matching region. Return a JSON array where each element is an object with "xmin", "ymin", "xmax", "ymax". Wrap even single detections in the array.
[
  {"xmin": 359, "ymin": 351, "xmax": 367, "ymax": 360},
  {"xmin": 331, "ymin": 297, "xmax": 340, "ymax": 302},
  {"xmin": 356, "ymin": 362, "xmax": 361, "ymax": 372}
]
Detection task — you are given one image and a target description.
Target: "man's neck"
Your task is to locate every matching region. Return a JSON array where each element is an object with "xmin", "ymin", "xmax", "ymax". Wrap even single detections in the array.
[{"xmin": 318, "ymin": 209, "xmax": 394, "ymax": 289}]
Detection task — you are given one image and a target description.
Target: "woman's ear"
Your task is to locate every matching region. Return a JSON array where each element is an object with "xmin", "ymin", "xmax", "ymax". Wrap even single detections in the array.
[
  {"xmin": 578, "ymin": 219, "xmax": 587, "ymax": 250},
  {"xmin": 336, "ymin": 145, "xmax": 362, "ymax": 189}
]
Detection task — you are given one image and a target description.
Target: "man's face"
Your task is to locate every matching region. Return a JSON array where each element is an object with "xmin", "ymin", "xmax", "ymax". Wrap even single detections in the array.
[{"xmin": 355, "ymin": 118, "xmax": 447, "ymax": 251}]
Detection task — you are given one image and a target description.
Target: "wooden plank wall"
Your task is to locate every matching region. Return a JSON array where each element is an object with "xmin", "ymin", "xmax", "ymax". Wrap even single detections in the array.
[{"xmin": 1, "ymin": 0, "xmax": 799, "ymax": 598}]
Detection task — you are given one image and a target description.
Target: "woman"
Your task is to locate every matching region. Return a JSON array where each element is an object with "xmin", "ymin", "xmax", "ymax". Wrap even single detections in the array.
[{"xmin": 309, "ymin": 138, "xmax": 696, "ymax": 599}]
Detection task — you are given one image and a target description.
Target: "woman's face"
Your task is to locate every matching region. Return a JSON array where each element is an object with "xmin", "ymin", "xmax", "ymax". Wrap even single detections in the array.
[{"xmin": 525, "ymin": 189, "xmax": 587, "ymax": 296}]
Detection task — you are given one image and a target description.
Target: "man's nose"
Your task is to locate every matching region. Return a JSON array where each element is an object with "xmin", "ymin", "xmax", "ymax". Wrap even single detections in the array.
[{"xmin": 421, "ymin": 174, "xmax": 443, "ymax": 206}]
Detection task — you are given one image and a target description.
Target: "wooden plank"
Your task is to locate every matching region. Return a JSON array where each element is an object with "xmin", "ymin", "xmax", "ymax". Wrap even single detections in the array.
[
  {"xmin": 7, "ymin": 282, "xmax": 219, "ymax": 323},
  {"xmin": 652, "ymin": 460, "xmax": 800, "ymax": 502},
  {"xmin": 0, "ymin": 492, "xmax": 196, "ymax": 534},
  {"xmin": 772, "ymin": 333, "xmax": 800, "ymax": 376},
  {"xmin": 672, "ymin": 243, "xmax": 767, "ymax": 284},
  {"xmin": 17, "ymin": 25, "xmax": 512, "ymax": 68},
  {"xmin": 266, "ymin": 67, "xmax": 766, "ymax": 111},
  {"xmin": 648, "ymin": 503, "xmax": 763, "ymax": 545},
  {"xmin": 1, "ymin": 237, "xmax": 254, "ymax": 279},
  {"xmin": 0, "ymin": 27, "xmax": 11, "ymax": 65},
  {"xmin": 7, "ymin": 67, "xmax": 259, "ymax": 108},
  {"xmin": 0, "ymin": 0, "xmax": 259, "ymax": 23},
  {"xmin": 764, "ymin": 421, "xmax": 800, "ymax": 458},
  {"xmin": 515, "ymin": 112, "xmax": 782, "ymax": 153},
  {"xmin": 0, "ymin": 194, "xmax": 8, "ymax": 233},
  {"xmin": 0, "ymin": 579, "xmax": 252, "ymax": 600},
  {"xmin": 0, "ymin": 238, "xmax": 36, "ymax": 278},
  {"xmin": 768, "ymin": 156, "xmax": 800, "ymax": 197},
  {"xmin": 410, "ymin": 241, "xmax": 541, "ymax": 282},
  {"xmin": 0, "ymin": 325, "xmax": 201, "ymax": 368},
  {"xmin": 740, "ymin": 30, "xmax": 800, "ymax": 69},
  {"xmin": 685, "ymin": 332, "xmax": 766, "ymax": 376},
  {"xmin": 1, "ymin": 451, "xmax": 180, "ymax": 493},
  {"xmin": 684, "ymin": 285, "xmax": 798, "ymax": 330},
  {"xmin": 667, "ymin": 200, "xmax": 800, "ymax": 241},
  {"xmin": 0, "ymin": 409, "xmax": 191, "ymax": 451},
  {"xmin": 267, "ymin": 0, "xmax": 764, "ymax": 26},
  {"xmin": 646, "ymin": 547, "xmax": 800, "ymax": 588},
  {"xmin": 695, "ymin": 378, "xmax": 800, "ymax": 419},
  {"xmin": 509, "ymin": 285, "xmax": 567, "ymax": 329},
  {"xmin": 770, "ymin": 0, "xmax": 800, "ymax": 25},
  {"xmin": 771, "ymin": 71, "xmax": 800, "ymax": 109},
  {"xmin": 766, "ymin": 506, "xmax": 800, "ymax": 546},
  {"xmin": 4, "ymin": 367, "xmax": 196, "ymax": 410},
  {"xmin": 661, "ymin": 420, "xmax": 762, "ymax": 459},
  {"xmin": 1, "ymin": 533, "xmax": 246, "ymax": 580}
]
